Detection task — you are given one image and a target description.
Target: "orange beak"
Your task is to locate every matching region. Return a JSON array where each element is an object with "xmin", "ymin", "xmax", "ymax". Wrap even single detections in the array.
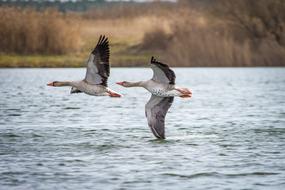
[
  {"xmin": 47, "ymin": 82, "xmax": 54, "ymax": 86},
  {"xmin": 116, "ymin": 82, "xmax": 124, "ymax": 86}
]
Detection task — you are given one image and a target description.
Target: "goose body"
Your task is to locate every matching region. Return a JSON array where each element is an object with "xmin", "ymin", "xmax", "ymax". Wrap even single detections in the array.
[
  {"xmin": 143, "ymin": 80, "xmax": 181, "ymax": 97},
  {"xmin": 70, "ymin": 81, "xmax": 110, "ymax": 96},
  {"xmin": 47, "ymin": 35, "xmax": 121, "ymax": 98},
  {"xmin": 117, "ymin": 57, "xmax": 192, "ymax": 139}
]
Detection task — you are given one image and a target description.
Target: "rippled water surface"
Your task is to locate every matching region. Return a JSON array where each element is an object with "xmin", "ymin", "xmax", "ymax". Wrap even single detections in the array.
[{"xmin": 1, "ymin": 68, "xmax": 285, "ymax": 190}]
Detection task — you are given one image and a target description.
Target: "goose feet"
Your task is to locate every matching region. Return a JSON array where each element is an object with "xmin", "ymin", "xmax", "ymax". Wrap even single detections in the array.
[
  {"xmin": 175, "ymin": 88, "xmax": 192, "ymax": 98},
  {"xmin": 108, "ymin": 91, "xmax": 122, "ymax": 98}
]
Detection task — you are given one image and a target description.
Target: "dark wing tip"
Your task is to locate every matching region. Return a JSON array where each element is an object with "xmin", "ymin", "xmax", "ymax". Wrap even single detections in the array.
[
  {"xmin": 150, "ymin": 56, "xmax": 176, "ymax": 85},
  {"xmin": 92, "ymin": 34, "xmax": 110, "ymax": 65},
  {"xmin": 150, "ymin": 56, "xmax": 169, "ymax": 68},
  {"xmin": 92, "ymin": 35, "xmax": 109, "ymax": 54},
  {"xmin": 92, "ymin": 35, "xmax": 111, "ymax": 86}
]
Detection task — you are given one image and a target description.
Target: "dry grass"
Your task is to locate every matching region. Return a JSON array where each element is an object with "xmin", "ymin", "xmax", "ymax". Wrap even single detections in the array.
[
  {"xmin": 0, "ymin": 6, "xmax": 170, "ymax": 67},
  {"xmin": 160, "ymin": 14, "xmax": 254, "ymax": 67},
  {"xmin": 1, "ymin": 1, "xmax": 284, "ymax": 67},
  {"xmin": 84, "ymin": 2, "xmax": 175, "ymax": 20},
  {"xmin": 140, "ymin": 1, "xmax": 285, "ymax": 67},
  {"xmin": 0, "ymin": 6, "xmax": 169, "ymax": 67},
  {"xmin": 77, "ymin": 15, "xmax": 171, "ymax": 67},
  {"xmin": 80, "ymin": 16, "xmax": 170, "ymax": 46},
  {"xmin": 0, "ymin": 7, "xmax": 80, "ymax": 55}
]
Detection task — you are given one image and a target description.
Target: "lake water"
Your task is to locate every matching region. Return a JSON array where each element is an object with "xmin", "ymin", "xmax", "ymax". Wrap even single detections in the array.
[{"xmin": 0, "ymin": 68, "xmax": 285, "ymax": 190}]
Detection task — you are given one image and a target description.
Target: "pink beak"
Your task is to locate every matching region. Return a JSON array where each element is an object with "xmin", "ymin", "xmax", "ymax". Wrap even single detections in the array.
[
  {"xmin": 116, "ymin": 82, "xmax": 124, "ymax": 86},
  {"xmin": 47, "ymin": 82, "xmax": 54, "ymax": 86}
]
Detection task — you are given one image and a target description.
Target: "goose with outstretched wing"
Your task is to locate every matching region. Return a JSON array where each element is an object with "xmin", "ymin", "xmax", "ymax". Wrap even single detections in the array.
[
  {"xmin": 116, "ymin": 57, "xmax": 192, "ymax": 139},
  {"xmin": 47, "ymin": 35, "xmax": 121, "ymax": 97}
]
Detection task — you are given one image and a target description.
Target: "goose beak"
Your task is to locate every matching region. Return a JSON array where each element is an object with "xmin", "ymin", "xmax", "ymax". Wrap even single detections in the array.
[
  {"xmin": 116, "ymin": 82, "xmax": 124, "ymax": 86},
  {"xmin": 47, "ymin": 82, "xmax": 54, "ymax": 86}
]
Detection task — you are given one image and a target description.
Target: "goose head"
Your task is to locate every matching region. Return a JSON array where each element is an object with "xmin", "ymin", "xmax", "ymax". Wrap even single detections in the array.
[
  {"xmin": 116, "ymin": 81, "xmax": 135, "ymax": 87},
  {"xmin": 47, "ymin": 81, "xmax": 70, "ymax": 87}
]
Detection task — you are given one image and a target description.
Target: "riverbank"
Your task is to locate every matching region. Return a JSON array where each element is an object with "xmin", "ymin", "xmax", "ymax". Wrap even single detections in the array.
[{"xmin": 1, "ymin": 1, "xmax": 285, "ymax": 68}]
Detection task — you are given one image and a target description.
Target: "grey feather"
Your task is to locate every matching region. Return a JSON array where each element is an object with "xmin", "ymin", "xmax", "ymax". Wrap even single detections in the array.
[
  {"xmin": 150, "ymin": 56, "xmax": 176, "ymax": 85},
  {"xmin": 145, "ymin": 95, "xmax": 174, "ymax": 139}
]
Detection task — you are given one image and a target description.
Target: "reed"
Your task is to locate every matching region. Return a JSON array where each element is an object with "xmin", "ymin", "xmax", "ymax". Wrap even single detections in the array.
[
  {"xmin": 140, "ymin": 0, "xmax": 285, "ymax": 66},
  {"xmin": 83, "ymin": 2, "xmax": 176, "ymax": 20},
  {"xmin": 1, "ymin": 0, "xmax": 284, "ymax": 67},
  {"xmin": 0, "ymin": 7, "xmax": 80, "ymax": 55}
]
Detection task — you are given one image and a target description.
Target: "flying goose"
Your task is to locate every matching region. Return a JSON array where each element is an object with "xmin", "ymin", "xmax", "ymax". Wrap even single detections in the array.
[
  {"xmin": 116, "ymin": 57, "xmax": 192, "ymax": 139},
  {"xmin": 47, "ymin": 35, "xmax": 121, "ymax": 97}
]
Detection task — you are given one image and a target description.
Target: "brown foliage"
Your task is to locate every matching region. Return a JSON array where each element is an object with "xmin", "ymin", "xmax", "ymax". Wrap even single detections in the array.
[
  {"xmin": 141, "ymin": 0, "xmax": 285, "ymax": 66},
  {"xmin": 0, "ymin": 7, "xmax": 80, "ymax": 55},
  {"xmin": 1, "ymin": 1, "xmax": 284, "ymax": 67},
  {"xmin": 140, "ymin": 28, "xmax": 171, "ymax": 51},
  {"xmin": 83, "ymin": 2, "xmax": 175, "ymax": 20},
  {"xmin": 166, "ymin": 21, "xmax": 252, "ymax": 67},
  {"xmin": 215, "ymin": 0, "xmax": 285, "ymax": 47}
]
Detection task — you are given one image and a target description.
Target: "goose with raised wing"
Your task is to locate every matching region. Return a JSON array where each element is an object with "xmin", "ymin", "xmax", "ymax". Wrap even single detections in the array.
[
  {"xmin": 47, "ymin": 35, "xmax": 121, "ymax": 97},
  {"xmin": 116, "ymin": 57, "xmax": 192, "ymax": 139}
]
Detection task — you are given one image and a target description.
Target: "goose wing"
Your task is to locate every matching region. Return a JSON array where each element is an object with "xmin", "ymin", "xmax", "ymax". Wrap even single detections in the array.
[
  {"xmin": 145, "ymin": 95, "xmax": 174, "ymax": 139},
  {"xmin": 84, "ymin": 35, "xmax": 110, "ymax": 86},
  {"xmin": 150, "ymin": 56, "xmax": 176, "ymax": 85}
]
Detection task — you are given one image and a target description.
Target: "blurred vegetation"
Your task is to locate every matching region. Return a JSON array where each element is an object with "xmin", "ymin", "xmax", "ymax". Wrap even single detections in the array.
[
  {"xmin": 143, "ymin": 0, "xmax": 285, "ymax": 66},
  {"xmin": 0, "ymin": 0, "xmax": 284, "ymax": 67},
  {"xmin": 0, "ymin": 8, "xmax": 80, "ymax": 55}
]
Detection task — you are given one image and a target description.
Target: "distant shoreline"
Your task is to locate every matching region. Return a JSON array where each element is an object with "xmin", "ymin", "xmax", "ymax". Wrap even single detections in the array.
[
  {"xmin": 1, "ymin": 54, "xmax": 284, "ymax": 68},
  {"xmin": 1, "ymin": 1, "xmax": 285, "ymax": 68},
  {"xmin": 1, "ymin": 65, "xmax": 284, "ymax": 68}
]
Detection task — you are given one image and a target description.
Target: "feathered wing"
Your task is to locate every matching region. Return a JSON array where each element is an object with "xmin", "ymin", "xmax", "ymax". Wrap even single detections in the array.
[
  {"xmin": 150, "ymin": 56, "xmax": 176, "ymax": 85},
  {"xmin": 145, "ymin": 95, "xmax": 174, "ymax": 139},
  {"xmin": 84, "ymin": 35, "xmax": 110, "ymax": 86}
]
